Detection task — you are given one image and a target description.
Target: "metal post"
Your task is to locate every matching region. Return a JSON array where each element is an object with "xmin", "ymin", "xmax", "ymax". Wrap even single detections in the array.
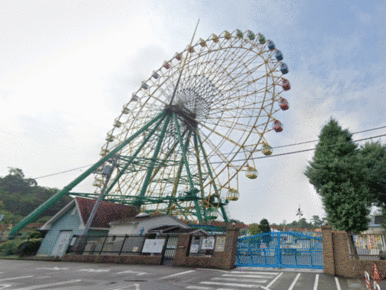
[
  {"xmin": 99, "ymin": 236, "xmax": 109, "ymax": 255},
  {"xmin": 119, "ymin": 235, "xmax": 127, "ymax": 256},
  {"xmin": 196, "ymin": 132, "xmax": 228, "ymax": 222},
  {"xmin": 9, "ymin": 111, "xmax": 165, "ymax": 238},
  {"xmin": 193, "ymin": 133, "xmax": 207, "ymax": 219},
  {"xmin": 167, "ymin": 130, "xmax": 192, "ymax": 214},
  {"xmin": 136, "ymin": 114, "xmax": 171, "ymax": 208},
  {"xmin": 173, "ymin": 113, "xmax": 202, "ymax": 222},
  {"xmin": 83, "ymin": 156, "xmax": 119, "ymax": 235},
  {"xmin": 102, "ymin": 114, "xmax": 166, "ymax": 197}
]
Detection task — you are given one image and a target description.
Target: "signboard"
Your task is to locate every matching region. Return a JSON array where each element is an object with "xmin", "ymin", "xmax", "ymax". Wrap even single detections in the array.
[
  {"xmin": 141, "ymin": 239, "xmax": 165, "ymax": 254},
  {"xmin": 201, "ymin": 236, "xmax": 215, "ymax": 250},
  {"xmin": 190, "ymin": 244, "xmax": 199, "ymax": 254},
  {"xmin": 215, "ymin": 236, "xmax": 226, "ymax": 252}
]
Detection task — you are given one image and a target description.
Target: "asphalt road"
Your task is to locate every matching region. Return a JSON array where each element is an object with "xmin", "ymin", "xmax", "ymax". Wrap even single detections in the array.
[{"xmin": 0, "ymin": 259, "xmax": 381, "ymax": 289}]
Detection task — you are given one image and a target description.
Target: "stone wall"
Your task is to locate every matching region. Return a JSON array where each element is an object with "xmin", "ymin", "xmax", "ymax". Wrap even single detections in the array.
[{"xmin": 322, "ymin": 225, "xmax": 386, "ymax": 278}]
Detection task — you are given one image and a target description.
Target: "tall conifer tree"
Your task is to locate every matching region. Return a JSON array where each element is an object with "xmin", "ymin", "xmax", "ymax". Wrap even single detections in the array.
[{"xmin": 305, "ymin": 119, "xmax": 370, "ymax": 232}]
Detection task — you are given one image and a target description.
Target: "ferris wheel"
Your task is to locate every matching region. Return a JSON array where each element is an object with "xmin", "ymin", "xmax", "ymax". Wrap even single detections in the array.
[{"xmin": 91, "ymin": 29, "xmax": 291, "ymax": 223}]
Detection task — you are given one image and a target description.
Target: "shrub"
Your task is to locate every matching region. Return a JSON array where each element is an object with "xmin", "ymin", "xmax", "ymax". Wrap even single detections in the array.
[
  {"xmin": 16, "ymin": 238, "xmax": 42, "ymax": 256},
  {"xmin": 0, "ymin": 239, "xmax": 23, "ymax": 256}
]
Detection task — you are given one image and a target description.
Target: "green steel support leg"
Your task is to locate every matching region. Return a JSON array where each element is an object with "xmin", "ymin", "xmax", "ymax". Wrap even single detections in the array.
[
  {"xmin": 135, "ymin": 114, "xmax": 171, "ymax": 209},
  {"xmin": 173, "ymin": 113, "xmax": 202, "ymax": 222},
  {"xmin": 9, "ymin": 111, "xmax": 166, "ymax": 238},
  {"xmin": 193, "ymin": 133, "xmax": 207, "ymax": 220},
  {"xmin": 196, "ymin": 131, "xmax": 229, "ymax": 223},
  {"xmin": 102, "ymin": 114, "xmax": 166, "ymax": 197},
  {"xmin": 166, "ymin": 130, "xmax": 192, "ymax": 214}
]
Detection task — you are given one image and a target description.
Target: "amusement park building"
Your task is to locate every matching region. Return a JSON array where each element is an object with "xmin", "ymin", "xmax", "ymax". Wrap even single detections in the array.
[
  {"xmin": 108, "ymin": 214, "xmax": 191, "ymax": 236},
  {"xmin": 37, "ymin": 197, "xmax": 139, "ymax": 257}
]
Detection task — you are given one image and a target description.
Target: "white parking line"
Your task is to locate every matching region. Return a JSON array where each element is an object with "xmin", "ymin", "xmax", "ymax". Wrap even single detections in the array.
[
  {"xmin": 0, "ymin": 285, "xmax": 11, "ymax": 289},
  {"xmin": 116, "ymin": 270, "xmax": 150, "ymax": 276},
  {"xmin": 234, "ymin": 271, "xmax": 278, "ymax": 275},
  {"xmin": 335, "ymin": 277, "xmax": 342, "ymax": 290},
  {"xmin": 261, "ymin": 272, "xmax": 283, "ymax": 289},
  {"xmin": 15, "ymin": 279, "xmax": 82, "ymax": 290},
  {"xmin": 201, "ymin": 281, "xmax": 263, "ymax": 288},
  {"xmin": 79, "ymin": 268, "xmax": 111, "ymax": 273},
  {"xmin": 212, "ymin": 277, "xmax": 267, "ymax": 283},
  {"xmin": 288, "ymin": 273, "xmax": 301, "ymax": 290},
  {"xmin": 0, "ymin": 276, "xmax": 33, "ymax": 282},
  {"xmin": 159, "ymin": 270, "xmax": 196, "ymax": 280},
  {"xmin": 313, "ymin": 274, "xmax": 319, "ymax": 290},
  {"xmin": 222, "ymin": 274, "xmax": 268, "ymax": 278},
  {"xmin": 186, "ymin": 286, "xmax": 212, "ymax": 290}
]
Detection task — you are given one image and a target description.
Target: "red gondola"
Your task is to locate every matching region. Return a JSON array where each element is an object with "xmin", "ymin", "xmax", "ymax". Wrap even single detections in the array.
[
  {"xmin": 279, "ymin": 98, "xmax": 289, "ymax": 111},
  {"xmin": 282, "ymin": 78, "xmax": 291, "ymax": 91},
  {"xmin": 163, "ymin": 62, "xmax": 170, "ymax": 69},
  {"xmin": 273, "ymin": 120, "xmax": 283, "ymax": 132}
]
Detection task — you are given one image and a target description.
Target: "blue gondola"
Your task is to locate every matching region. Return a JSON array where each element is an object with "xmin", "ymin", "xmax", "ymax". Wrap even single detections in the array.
[
  {"xmin": 280, "ymin": 63, "xmax": 289, "ymax": 74},
  {"xmin": 275, "ymin": 50, "xmax": 283, "ymax": 61},
  {"xmin": 267, "ymin": 40, "xmax": 275, "ymax": 50}
]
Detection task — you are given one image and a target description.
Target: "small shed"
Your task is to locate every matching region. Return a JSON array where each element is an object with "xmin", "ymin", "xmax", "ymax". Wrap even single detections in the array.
[{"xmin": 37, "ymin": 197, "xmax": 139, "ymax": 257}]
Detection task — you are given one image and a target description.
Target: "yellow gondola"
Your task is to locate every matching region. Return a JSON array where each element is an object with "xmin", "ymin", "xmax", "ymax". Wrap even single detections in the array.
[
  {"xmin": 227, "ymin": 188, "xmax": 239, "ymax": 201},
  {"xmin": 122, "ymin": 106, "xmax": 130, "ymax": 114},
  {"xmin": 106, "ymin": 134, "xmax": 114, "ymax": 142},
  {"xmin": 262, "ymin": 143, "xmax": 273, "ymax": 156},
  {"xmin": 113, "ymin": 120, "xmax": 122, "ymax": 128},
  {"xmin": 224, "ymin": 31, "xmax": 231, "ymax": 40},
  {"xmin": 212, "ymin": 34, "xmax": 219, "ymax": 43}
]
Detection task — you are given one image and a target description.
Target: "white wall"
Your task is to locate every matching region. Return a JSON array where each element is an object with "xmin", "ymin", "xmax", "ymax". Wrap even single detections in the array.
[{"xmin": 108, "ymin": 216, "xmax": 188, "ymax": 236}]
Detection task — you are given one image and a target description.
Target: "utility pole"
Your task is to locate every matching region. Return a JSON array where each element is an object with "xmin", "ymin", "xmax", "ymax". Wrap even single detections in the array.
[
  {"xmin": 296, "ymin": 205, "xmax": 303, "ymax": 231},
  {"xmin": 74, "ymin": 155, "xmax": 119, "ymax": 253}
]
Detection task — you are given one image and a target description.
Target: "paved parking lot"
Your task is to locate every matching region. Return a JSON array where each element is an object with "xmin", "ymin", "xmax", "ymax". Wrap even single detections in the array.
[{"xmin": 0, "ymin": 259, "xmax": 384, "ymax": 289}]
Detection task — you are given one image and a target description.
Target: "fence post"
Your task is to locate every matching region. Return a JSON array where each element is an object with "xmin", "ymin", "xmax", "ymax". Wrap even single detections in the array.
[
  {"xmin": 321, "ymin": 225, "xmax": 335, "ymax": 275},
  {"xmin": 119, "ymin": 235, "xmax": 127, "ymax": 256},
  {"xmin": 99, "ymin": 236, "xmax": 108, "ymax": 255}
]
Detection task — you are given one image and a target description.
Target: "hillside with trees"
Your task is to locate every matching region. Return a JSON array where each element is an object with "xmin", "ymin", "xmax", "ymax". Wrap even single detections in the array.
[{"xmin": 0, "ymin": 168, "xmax": 72, "ymax": 225}]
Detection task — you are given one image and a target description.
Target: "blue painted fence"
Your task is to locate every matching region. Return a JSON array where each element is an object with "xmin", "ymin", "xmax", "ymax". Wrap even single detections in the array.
[{"xmin": 236, "ymin": 232, "xmax": 323, "ymax": 269}]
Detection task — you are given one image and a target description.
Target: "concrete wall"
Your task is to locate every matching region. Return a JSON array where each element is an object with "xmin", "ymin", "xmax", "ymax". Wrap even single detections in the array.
[
  {"xmin": 62, "ymin": 254, "xmax": 162, "ymax": 265},
  {"xmin": 322, "ymin": 225, "xmax": 386, "ymax": 278}
]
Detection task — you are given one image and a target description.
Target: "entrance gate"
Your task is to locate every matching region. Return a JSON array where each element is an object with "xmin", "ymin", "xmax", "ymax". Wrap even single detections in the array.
[{"xmin": 236, "ymin": 232, "xmax": 323, "ymax": 269}]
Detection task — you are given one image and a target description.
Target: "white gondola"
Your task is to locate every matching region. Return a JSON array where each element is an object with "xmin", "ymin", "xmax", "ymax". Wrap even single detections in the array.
[{"xmin": 245, "ymin": 166, "xmax": 258, "ymax": 179}]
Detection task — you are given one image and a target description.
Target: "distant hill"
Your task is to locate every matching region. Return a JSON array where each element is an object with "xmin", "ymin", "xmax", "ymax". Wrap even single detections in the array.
[{"xmin": 0, "ymin": 168, "xmax": 72, "ymax": 224}]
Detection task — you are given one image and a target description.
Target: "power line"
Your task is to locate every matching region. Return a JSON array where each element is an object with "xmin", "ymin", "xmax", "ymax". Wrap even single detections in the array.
[
  {"xmin": 213, "ymin": 133, "xmax": 386, "ymax": 164},
  {"xmin": 33, "ymin": 164, "xmax": 93, "ymax": 180},
  {"xmin": 32, "ymin": 126, "xmax": 386, "ymax": 180}
]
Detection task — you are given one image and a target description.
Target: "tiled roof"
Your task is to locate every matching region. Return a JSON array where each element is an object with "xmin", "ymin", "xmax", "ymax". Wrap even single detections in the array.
[{"xmin": 75, "ymin": 197, "xmax": 139, "ymax": 228}]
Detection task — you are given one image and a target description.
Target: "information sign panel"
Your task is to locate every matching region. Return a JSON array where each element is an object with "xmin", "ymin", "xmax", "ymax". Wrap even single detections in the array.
[{"xmin": 142, "ymin": 239, "xmax": 165, "ymax": 253}]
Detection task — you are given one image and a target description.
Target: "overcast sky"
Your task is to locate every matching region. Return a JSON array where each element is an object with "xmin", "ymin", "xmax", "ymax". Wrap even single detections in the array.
[{"xmin": 1, "ymin": 1, "xmax": 385, "ymax": 225}]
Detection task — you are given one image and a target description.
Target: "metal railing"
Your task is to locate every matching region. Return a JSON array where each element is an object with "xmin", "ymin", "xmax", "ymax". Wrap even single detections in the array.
[{"xmin": 67, "ymin": 234, "xmax": 146, "ymax": 256}]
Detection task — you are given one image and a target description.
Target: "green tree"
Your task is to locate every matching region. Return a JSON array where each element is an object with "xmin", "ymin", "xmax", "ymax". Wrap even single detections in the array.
[
  {"xmin": 258, "ymin": 218, "xmax": 271, "ymax": 233},
  {"xmin": 311, "ymin": 215, "xmax": 324, "ymax": 228},
  {"xmin": 305, "ymin": 118, "xmax": 370, "ymax": 233},
  {"xmin": 248, "ymin": 223, "xmax": 260, "ymax": 236},
  {"xmin": 0, "ymin": 168, "xmax": 72, "ymax": 223},
  {"xmin": 358, "ymin": 141, "xmax": 386, "ymax": 227}
]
